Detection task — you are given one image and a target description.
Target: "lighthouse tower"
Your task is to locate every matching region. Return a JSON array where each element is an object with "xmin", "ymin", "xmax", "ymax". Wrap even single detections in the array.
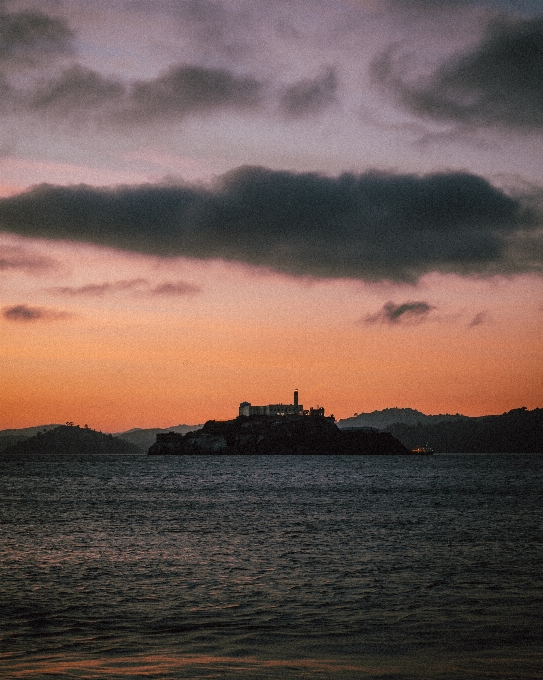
[{"xmin": 294, "ymin": 390, "xmax": 301, "ymax": 414}]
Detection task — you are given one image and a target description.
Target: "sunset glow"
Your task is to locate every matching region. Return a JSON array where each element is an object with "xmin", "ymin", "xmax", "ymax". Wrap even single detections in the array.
[{"xmin": 1, "ymin": 0, "xmax": 542, "ymax": 431}]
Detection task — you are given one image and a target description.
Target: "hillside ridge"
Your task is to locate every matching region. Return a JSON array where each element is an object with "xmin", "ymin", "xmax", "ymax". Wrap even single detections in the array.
[
  {"xmin": 337, "ymin": 407, "xmax": 468, "ymax": 429},
  {"xmin": 1, "ymin": 425, "xmax": 142, "ymax": 456}
]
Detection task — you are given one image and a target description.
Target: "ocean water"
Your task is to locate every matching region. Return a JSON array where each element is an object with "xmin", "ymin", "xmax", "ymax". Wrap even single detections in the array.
[{"xmin": 0, "ymin": 453, "xmax": 542, "ymax": 679}]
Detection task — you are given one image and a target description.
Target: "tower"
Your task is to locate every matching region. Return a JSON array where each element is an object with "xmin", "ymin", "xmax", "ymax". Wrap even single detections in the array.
[{"xmin": 294, "ymin": 390, "xmax": 298, "ymax": 407}]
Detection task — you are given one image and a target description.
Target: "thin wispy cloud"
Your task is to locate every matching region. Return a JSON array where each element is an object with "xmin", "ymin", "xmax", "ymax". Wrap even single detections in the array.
[
  {"xmin": 364, "ymin": 301, "xmax": 436, "ymax": 324},
  {"xmin": 279, "ymin": 67, "xmax": 338, "ymax": 118},
  {"xmin": 49, "ymin": 278, "xmax": 148, "ymax": 297},
  {"xmin": 468, "ymin": 310, "xmax": 488, "ymax": 327},
  {"xmin": 150, "ymin": 281, "xmax": 201, "ymax": 296},
  {"xmin": 2, "ymin": 303, "xmax": 72, "ymax": 322},
  {"xmin": 0, "ymin": 244, "xmax": 58, "ymax": 274},
  {"xmin": 48, "ymin": 278, "xmax": 201, "ymax": 297}
]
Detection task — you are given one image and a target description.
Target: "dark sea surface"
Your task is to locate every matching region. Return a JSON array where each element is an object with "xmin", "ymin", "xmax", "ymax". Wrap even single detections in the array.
[{"xmin": 1, "ymin": 453, "xmax": 542, "ymax": 679}]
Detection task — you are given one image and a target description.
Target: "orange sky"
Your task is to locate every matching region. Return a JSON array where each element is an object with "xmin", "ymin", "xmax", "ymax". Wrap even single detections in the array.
[
  {"xmin": 1, "ymin": 236, "xmax": 541, "ymax": 431},
  {"xmin": 1, "ymin": 1, "xmax": 542, "ymax": 431}
]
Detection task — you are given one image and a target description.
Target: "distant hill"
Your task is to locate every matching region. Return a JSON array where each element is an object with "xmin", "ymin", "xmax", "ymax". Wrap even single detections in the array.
[
  {"xmin": 0, "ymin": 424, "xmax": 61, "ymax": 437},
  {"xmin": 337, "ymin": 408, "xmax": 467, "ymax": 430},
  {"xmin": 1, "ymin": 425, "xmax": 142, "ymax": 456},
  {"xmin": 115, "ymin": 424, "xmax": 203, "ymax": 451},
  {"xmin": 0, "ymin": 425, "xmax": 61, "ymax": 453},
  {"xmin": 0, "ymin": 423, "xmax": 204, "ymax": 453},
  {"xmin": 386, "ymin": 408, "xmax": 543, "ymax": 453}
]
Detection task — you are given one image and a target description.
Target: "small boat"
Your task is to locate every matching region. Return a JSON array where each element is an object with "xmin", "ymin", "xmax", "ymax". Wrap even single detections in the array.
[{"xmin": 412, "ymin": 445, "xmax": 434, "ymax": 455}]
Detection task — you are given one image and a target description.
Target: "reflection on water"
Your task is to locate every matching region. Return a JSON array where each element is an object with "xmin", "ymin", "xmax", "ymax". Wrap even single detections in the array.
[
  {"xmin": 3, "ymin": 650, "xmax": 542, "ymax": 679},
  {"xmin": 1, "ymin": 454, "xmax": 542, "ymax": 679}
]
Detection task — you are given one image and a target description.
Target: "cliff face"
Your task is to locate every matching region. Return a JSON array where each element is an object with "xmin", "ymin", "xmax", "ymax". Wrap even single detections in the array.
[{"xmin": 148, "ymin": 415, "xmax": 412, "ymax": 455}]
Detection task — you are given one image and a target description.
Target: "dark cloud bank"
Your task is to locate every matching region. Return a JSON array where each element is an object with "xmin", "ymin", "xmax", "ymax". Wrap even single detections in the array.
[
  {"xmin": 373, "ymin": 17, "xmax": 543, "ymax": 129},
  {"xmin": 0, "ymin": 167, "xmax": 540, "ymax": 283}
]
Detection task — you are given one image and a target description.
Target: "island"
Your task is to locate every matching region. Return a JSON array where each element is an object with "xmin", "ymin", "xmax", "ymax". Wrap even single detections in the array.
[{"xmin": 148, "ymin": 397, "xmax": 413, "ymax": 457}]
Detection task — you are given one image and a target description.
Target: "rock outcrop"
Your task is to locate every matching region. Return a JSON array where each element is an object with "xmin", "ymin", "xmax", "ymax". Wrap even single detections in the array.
[{"xmin": 148, "ymin": 415, "xmax": 412, "ymax": 455}]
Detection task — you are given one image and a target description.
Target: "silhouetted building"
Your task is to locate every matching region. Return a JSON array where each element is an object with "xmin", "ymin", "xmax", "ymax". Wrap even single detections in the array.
[{"xmin": 239, "ymin": 391, "xmax": 326, "ymax": 418}]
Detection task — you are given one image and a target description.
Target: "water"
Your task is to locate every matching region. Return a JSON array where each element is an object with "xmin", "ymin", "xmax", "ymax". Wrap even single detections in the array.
[{"xmin": 1, "ymin": 453, "xmax": 542, "ymax": 679}]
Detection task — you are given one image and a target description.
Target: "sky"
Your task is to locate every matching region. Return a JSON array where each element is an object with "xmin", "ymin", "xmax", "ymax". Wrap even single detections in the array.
[{"xmin": 0, "ymin": 0, "xmax": 542, "ymax": 431}]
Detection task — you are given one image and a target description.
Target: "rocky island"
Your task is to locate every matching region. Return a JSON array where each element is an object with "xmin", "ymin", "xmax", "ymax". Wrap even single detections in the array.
[
  {"xmin": 148, "ymin": 413, "xmax": 412, "ymax": 456},
  {"xmin": 148, "ymin": 391, "xmax": 414, "ymax": 456}
]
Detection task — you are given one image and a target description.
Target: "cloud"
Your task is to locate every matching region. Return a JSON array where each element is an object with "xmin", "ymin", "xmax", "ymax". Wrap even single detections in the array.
[
  {"xmin": 0, "ymin": 7, "xmax": 73, "ymax": 66},
  {"xmin": 279, "ymin": 67, "xmax": 338, "ymax": 118},
  {"xmin": 48, "ymin": 278, "xmax": 148, "ymax": 296},
  {"xmin": 164, "ymin": 0, "xmax": 258, "ymax": 61},
  {"xmin": 468, "ymin": 310, "xmax": 488, "ymax": 326},
  {"xmin": 150, "ymin": 281, "xmax": 201, "ymax": 296},
  {"xmin": 2, "ymin": 303, "xmax": 72, "ymax": 322},
  {"xmin": 0, "ymin": 7, "xmax": 338, "ymax": 123},
  {"xmin": 49, "ymin": 278, "xmax": 201, "ymax": 297},
  {"xmin": 0, "ymin": 166, "xmax": 541, "ymax": 283},
  {"xmin": 125, "ymin": 64, "xmax": 263, "ymax": 121},
  {"xmin": 372, "ymin": 17, "xmax": 543, "ymax": 130},
  {"xmin": 0, "ymin": 7, "xmax": 75, "ymax": 113},
  {"xmin": 13, "ymin": 61, "xmax": 263, "ymax": 121},
  {"xmin": 364, "ymin": 300, "xmax": 436, "ymax": 324},
  {"xmin": 0, "ymin": 244, "xmax": 58, "ymax": 273},
  {"xmin": 385, "ymin": 0, "xmax": 543, "ymax": 11},
  {"xmin": 30, "ymin": 65, "xmax": 125, "ymax": 113},
  {"xmin": 0, "ymin": 6, "xmax": 263, "ymax": 120},
  {"xmin": 384, "ymin": 0, "xmax": 486, "ymax": 10}
]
